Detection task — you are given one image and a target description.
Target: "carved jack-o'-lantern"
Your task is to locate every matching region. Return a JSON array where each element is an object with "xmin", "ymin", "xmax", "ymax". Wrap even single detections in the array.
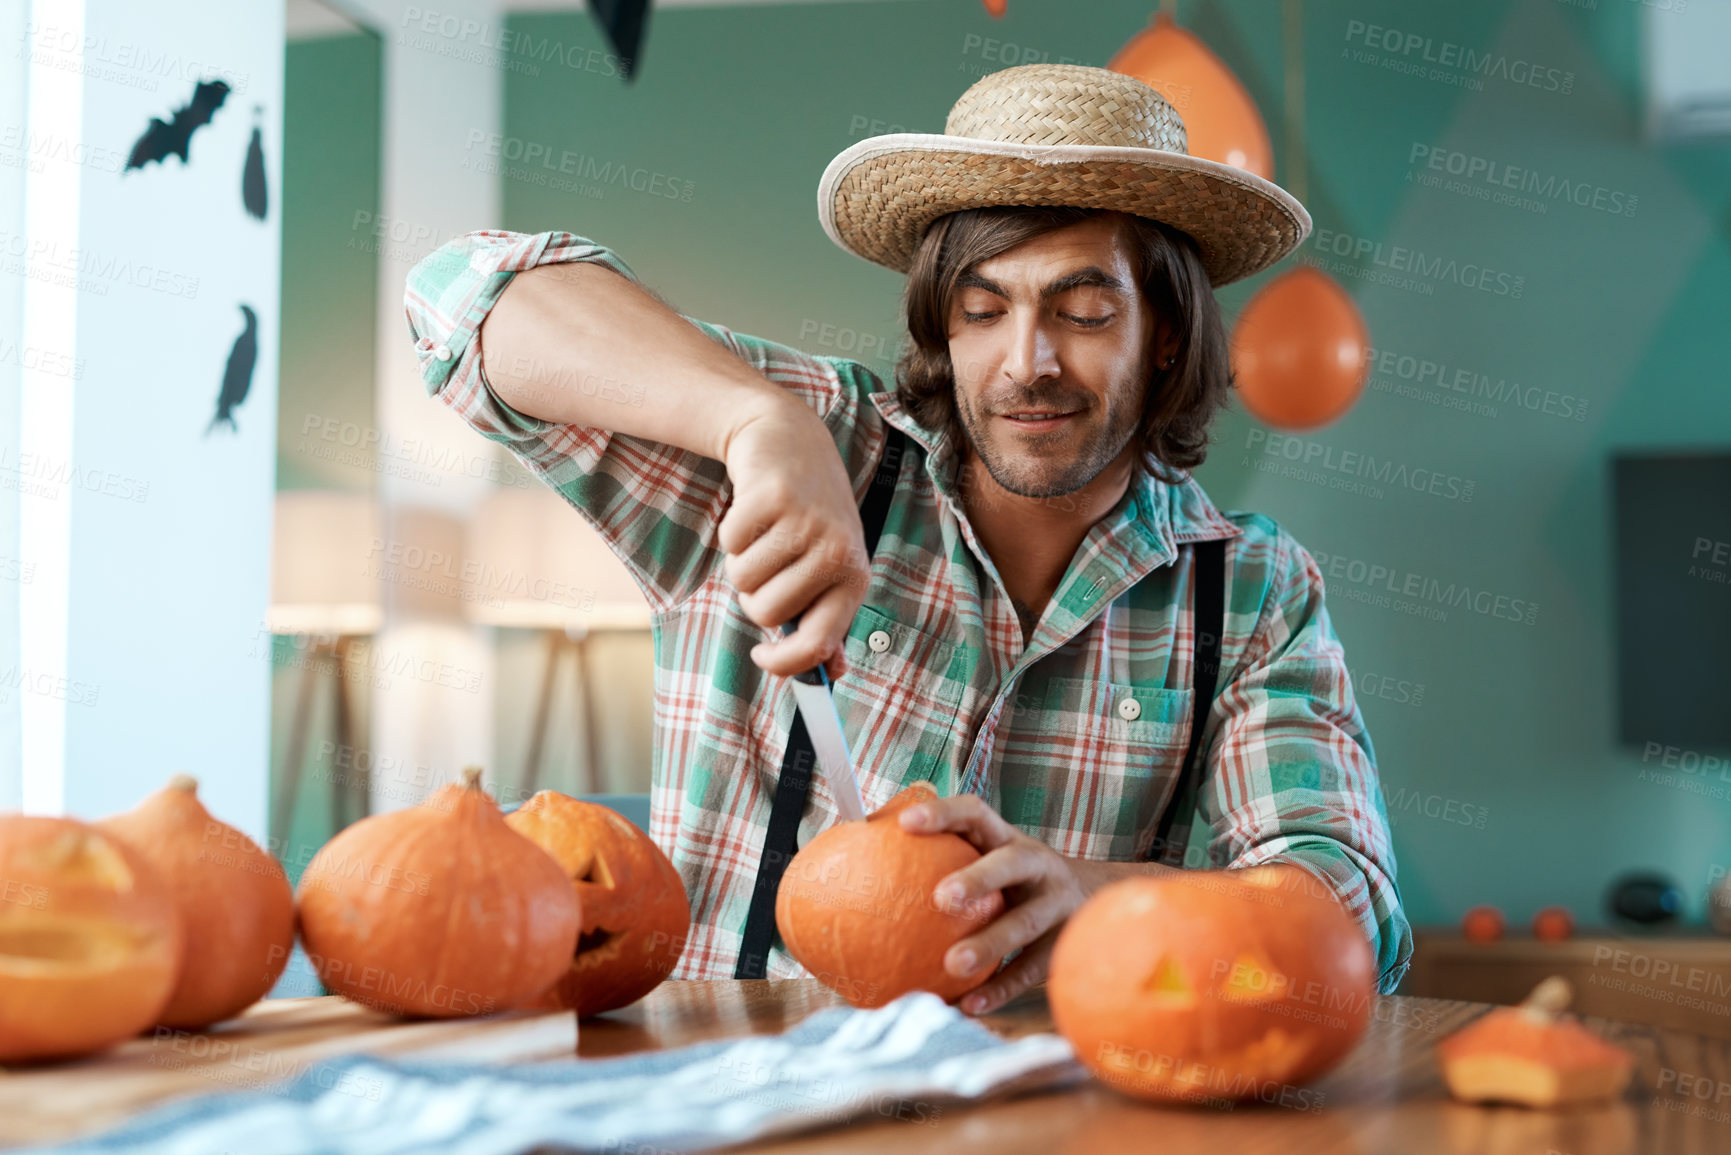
[
  {"xmin": 1049, "ymin": 864, "xmax": 1375, "ymax": 1102},
  {"xmin": 505, "ymin": 791, "xmax": 691, "ymax": 1018},
  {"xmin": 0, "ymin": 815, "xmax": 185, "ymax": 1061}
]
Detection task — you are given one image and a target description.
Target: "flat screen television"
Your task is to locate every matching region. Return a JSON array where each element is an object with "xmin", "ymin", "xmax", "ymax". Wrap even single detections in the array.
[{"xmin": 1612, "ymin": 452, "xmax": 1731, "ymax": 749}]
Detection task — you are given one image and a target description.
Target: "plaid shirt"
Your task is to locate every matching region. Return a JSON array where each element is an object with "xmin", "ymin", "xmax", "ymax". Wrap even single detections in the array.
[{"xmin": 404, "ymin": 230, "xmax": 1414, "ymax": 994}]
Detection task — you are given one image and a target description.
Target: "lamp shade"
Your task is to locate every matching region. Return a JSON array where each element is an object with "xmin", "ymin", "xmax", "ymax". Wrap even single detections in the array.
[
  {"xmin": 377, "ymin": 506, "xmax": 469, "ymax": 622},
  {"xmin": 268, "ymin": 490, "xmax": 384, "ymax": 635},
  {"xmin": 465, "ymin": 485, "xmax": 651, "ymax": 630}
]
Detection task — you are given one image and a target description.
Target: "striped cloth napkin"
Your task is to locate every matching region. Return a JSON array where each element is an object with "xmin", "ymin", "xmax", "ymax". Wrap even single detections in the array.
[{"xmin": 30, "ymin": 992, "xmax": 1084, "ymax": 1155}]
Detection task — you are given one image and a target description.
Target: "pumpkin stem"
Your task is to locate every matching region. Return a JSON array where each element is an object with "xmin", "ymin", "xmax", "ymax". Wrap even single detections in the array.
[
  {"xmin": 1518, "ymin": 975, "xmax": 1572, "ymax": 1024},
  {"xmin": 167, "ymin": 773, "xmax": 199, "ymax": 794},
  {"xmin": 461, "ymin": 766, "xmax": 485, "ymax": 791}
]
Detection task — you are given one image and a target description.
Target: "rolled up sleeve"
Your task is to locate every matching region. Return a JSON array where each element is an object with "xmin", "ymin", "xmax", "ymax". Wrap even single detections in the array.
[
  {"xmin": 402, "ymin": 229, "xmax": 882, "ymax": 610},
  {"xmin": 1198, "ymin": 525, "xmax": 1414, "ymax": 994}
]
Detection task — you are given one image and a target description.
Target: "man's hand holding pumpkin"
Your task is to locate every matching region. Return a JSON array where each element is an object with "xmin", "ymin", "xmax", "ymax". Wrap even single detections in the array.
[{"xmin": 897, "ymin": 792, "xmax": 1099, "ymax": 1015}]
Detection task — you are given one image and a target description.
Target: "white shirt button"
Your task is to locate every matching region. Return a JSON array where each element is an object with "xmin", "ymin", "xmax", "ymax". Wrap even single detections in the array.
[
  {"xmin": 433, "ymin": 344, "xmax": 454, "ymax": 362},
  {"xmin": 1117, "ymin": 697, "xmax": 1142, "ymax": 721},
  {"xmin": 867, "ymin": 629, "xmax": 891, "ymax": 654}
]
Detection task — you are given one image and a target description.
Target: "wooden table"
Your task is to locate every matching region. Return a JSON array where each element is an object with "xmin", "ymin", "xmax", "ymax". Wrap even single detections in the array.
[{"xmin": 6, "ymin": 982, "xmax": 1731, "ymax": 1154}]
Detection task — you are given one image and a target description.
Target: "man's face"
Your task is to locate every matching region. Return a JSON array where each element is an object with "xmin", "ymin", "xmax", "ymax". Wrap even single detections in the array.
[{"xmin": 946, "ymin": 214, "xmax": 1161, "ymax": 500}]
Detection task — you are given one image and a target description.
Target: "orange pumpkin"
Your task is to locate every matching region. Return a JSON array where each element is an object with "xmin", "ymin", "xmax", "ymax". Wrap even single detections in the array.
[
  {"xmin": 1438, "ymin": 977, "xmax": 1634, "ymax": 1107},
  {"xmin": 774, "ymin": 782, "xmax": 1005, "ymax": 1009},
  {"xmin": 1462, "ymin": 904, "xmax": 1506, "ymax": 943},
  {"xmin": 504, "ymin": 791, "xmax": 691, "ymax": 1017},
  {"xmin": 97, "ymin": 774, "xmax": 295, "ymax": 1029},
  {"xmin": 0, "ymin": 815, "xmax": 184, "ymax": 1062},
  {"xmin": 295, "ymin": 767, "xmax": 580, "ymax": 1017},
  {"xmin": 1048, "ymin": 864, "xmax": 1375, "ymax": 1103}
]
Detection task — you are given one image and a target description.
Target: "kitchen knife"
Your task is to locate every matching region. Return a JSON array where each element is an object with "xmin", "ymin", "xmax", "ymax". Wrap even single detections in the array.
[{"xmin": 779, "ymin": 619, "xmax": 867, "ymax": 822}]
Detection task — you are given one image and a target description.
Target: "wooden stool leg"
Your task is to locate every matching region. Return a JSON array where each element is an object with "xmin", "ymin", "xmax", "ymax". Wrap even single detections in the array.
[
  {"xmin": 271, "ymin": 638, "xmax": 321, "ymax": 856},
  {"xmin": 575, "ymin": 633, "xmax": 600, "ymax": 795},
  {"xmin": 521, "ymin": 628, "xmax": 562, "ymax": 798},
  {"xmin": 330, "ymin": 635, "xmax": 360, "ymax": 830}
]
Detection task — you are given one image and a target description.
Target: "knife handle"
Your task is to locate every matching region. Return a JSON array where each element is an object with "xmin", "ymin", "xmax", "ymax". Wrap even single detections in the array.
[{"xmin": 780, "ymin": 618, "xmax": 829, "ymax": 688}]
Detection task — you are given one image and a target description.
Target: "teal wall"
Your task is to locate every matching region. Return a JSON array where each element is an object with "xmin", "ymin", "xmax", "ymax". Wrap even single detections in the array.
[
  {"xmin": 274, "ymin": 30, "xmax": 382, "ymax": 881},
  {"xmin": 269, "ymin": 29, "xmax": 383, "ymax": 998},
  {"xmin": 279, "ymin": 32, "xmax": 382, "ymax": 495},
  {"xmin": 497, "ymin": 0, "xmax": 1731, "ymax": 932}
]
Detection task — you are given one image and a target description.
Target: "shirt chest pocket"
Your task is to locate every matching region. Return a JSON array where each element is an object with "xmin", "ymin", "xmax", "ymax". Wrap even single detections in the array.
[
  {"xmin": 830, "ymin": 606, "xmax": 967, "ymax": 807},
  {"xmin": 997, "ymin": 676, "xmax": 1196, "ymax": 860}
]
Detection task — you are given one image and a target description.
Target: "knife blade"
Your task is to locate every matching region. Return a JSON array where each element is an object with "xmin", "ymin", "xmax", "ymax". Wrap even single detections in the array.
[{"xmin": 779, "ymin": 619, "xmax": 867, "ymax": 822}]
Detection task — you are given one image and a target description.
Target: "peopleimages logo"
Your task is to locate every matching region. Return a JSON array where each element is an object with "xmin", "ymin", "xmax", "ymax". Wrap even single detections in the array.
[
  {"xmin": 0, "ymin": 126, "xmax": 126, "ymax": 175},
  {"xmin": 1310, "ymin": 549, "xmax": 1540, "ymax": 627},
  {"xmin": 1365, "ymin": 344, "xmax": 1590, "ymax": 423},
  {"xmin": 397, "ymin": 8, "xmax": 631, "ymax": 79},
  {"xmin": 1244, "ymin": 429, "xmax": 1476, "ymax": 503},
  {"xmin": 462, "ymin": 132, "xmax": 695, "ymax": 202},
  {"xmin": 1343, "ymin": 19, "xmax": 1574, "ymax": 95},
  {"xmin": 1407, "ymin": 144, "xmax": 1637, "ymax": 218},
  {"xmin": 1309, "ymin": 228, "xmax": 1524, "ymax": 298}
]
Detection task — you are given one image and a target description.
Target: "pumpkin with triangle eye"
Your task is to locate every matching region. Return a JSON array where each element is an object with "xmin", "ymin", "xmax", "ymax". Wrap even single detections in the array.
[
  {"xmin": 1048, "ymin": 864, "xmax": 1375, "ymax": 1102},
  {"xmin": 504, "ymin": 791, "xmax": 691, "ymax": 1018}
]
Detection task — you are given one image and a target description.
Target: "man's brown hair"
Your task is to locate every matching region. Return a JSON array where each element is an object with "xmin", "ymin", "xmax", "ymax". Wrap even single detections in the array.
[{"xmin": 893, "ymin": 205, "xmax": 1230, "ymax": 484}]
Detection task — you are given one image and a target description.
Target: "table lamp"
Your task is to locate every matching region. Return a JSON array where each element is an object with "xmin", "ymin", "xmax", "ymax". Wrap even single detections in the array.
[
  {"xmin": 466, "ymin": 485, "xmax": 652, "ymax": 794},
  {"xmin": 267, "ymin": 490, "xmax": 383, "ymax": 848}
]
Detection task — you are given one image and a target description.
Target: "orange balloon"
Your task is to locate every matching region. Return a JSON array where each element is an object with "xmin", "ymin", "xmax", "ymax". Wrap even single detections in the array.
[
  {"xmin": 1461, "ymin": 905, "xmax": 1506, "ymax": 944},
  {"xmin": 1108, "ymin": 12, "xmax": 1273, "ymax": 178},
  {"xmin": 1230, "ymin": 266, "xmax": 1369, "ymax": 431},
  {"xmin": 1533, "ymin": 906, "xmax": 1575, "ymax": 942}
]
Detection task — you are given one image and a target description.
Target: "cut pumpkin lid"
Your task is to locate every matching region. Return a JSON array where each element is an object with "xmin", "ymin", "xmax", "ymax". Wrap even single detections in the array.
[
  {"xmin": 1438, "ymin": 977, "xmax": 1635, "ymax": 1071},
  {"xmin": 1438, "ymin": 1011, "xmax": 1635, "ymax": 1070}
]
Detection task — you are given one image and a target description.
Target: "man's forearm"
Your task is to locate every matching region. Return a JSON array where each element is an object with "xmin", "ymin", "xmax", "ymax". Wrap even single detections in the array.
[
  {"xmin": 1064, "ymin": 856, "xmax": 1181, "ymax": 900},
  {"xmin": 478, "ymin": 261, "xmax": 796, "ymax": 462}
]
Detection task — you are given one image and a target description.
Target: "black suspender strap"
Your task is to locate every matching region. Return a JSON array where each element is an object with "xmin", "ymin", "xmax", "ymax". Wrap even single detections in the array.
[
  {"xmin": 734, "ymin": 425, "xmax": 908, "ymax": 979},
  {"xmin": 1148, "ymin": 536, "xmax": 1228, "ymax": 869}
]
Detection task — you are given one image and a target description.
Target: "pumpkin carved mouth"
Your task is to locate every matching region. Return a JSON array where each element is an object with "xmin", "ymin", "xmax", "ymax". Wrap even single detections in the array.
[
  {"xmin": 0, "ymin": 815, "xmax": 184, "ymax": 1063},
  {"xmin": 504, "ymin": 791, "xmax": 692, "ymax": 1017},
  {"xmin": 0, "ymin": 920, "xmax": 149, "ymax": 970},
  {"xmin": 575, "ymin": 927, "xmax": 618, "ymax": 957}
]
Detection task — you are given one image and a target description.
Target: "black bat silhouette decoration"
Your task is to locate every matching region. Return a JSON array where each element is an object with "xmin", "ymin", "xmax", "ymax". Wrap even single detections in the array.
[
  {"xmin": 587, "ymin": 0, "xmax": 649, "ymax": 80},
  {"xmin": 126, "ymin": 79, "xmax": 231, "ymax": 172},
  {"xmin": 242, "ymin": 105, "xmax": 267, "ymax": 220},
  {"xmin": 208, "ymin": 304, "xmax": 258, "ymax": 435}
]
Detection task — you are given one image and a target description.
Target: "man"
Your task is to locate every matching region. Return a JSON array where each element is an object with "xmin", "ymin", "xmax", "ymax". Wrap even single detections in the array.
[{"xmin": 404, "ymin": 63, "xmax": 1412, "ymax": 1012}]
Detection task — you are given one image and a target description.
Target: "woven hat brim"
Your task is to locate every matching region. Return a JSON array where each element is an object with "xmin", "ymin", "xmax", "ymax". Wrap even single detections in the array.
[{"xmin": 818, "ymin": 133, "xmax": 1312, "ymax": 288}]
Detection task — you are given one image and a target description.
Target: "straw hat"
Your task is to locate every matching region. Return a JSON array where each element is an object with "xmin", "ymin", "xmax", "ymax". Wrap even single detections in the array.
[{"xmin": 817, "ymin": 63, "xmax": 1310, "ymax": 287}]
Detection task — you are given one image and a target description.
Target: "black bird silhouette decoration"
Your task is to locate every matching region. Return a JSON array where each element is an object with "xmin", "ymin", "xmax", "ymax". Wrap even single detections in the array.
[
  {"xmin": 126, "ymin": 79, "xmax": 231, "ymax": 172},
  {"xmin": 208, "ymin": 304, "xmax": 258, "ymax": 435},
  {"xmin": 242, "ymin": 106, "xmax": 267, "ymax": 220}
]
